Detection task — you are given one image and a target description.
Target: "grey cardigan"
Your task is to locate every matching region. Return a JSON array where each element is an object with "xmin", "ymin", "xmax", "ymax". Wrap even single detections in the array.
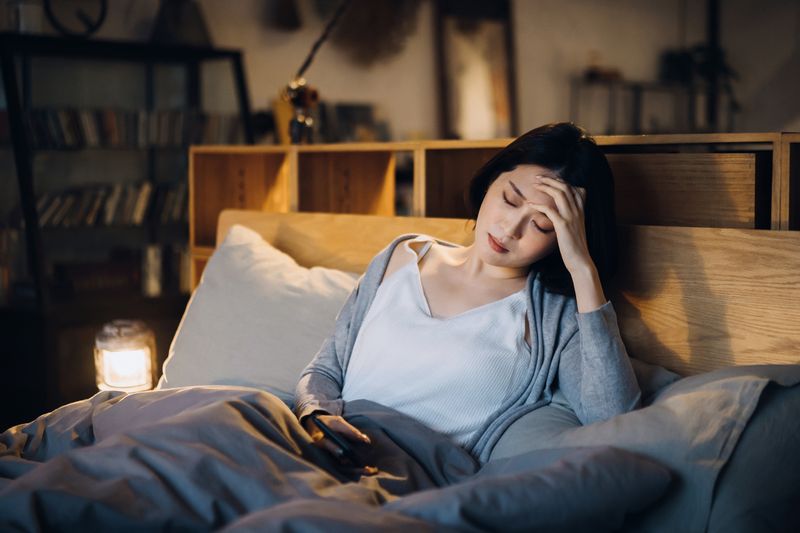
[{"xmin": 294, "ymin": 233, "xmax": 641, "ymax": 463}]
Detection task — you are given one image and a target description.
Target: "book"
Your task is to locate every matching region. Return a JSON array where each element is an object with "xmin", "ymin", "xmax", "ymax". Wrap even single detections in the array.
[
  {"xmin": 63, "ymin": 188, "xmax": 93, "ymax": 228},
  {"xmin": 39, "ymin": 195, "xmax": 63, "ymax": 227},
  {"xmin": 137, "ymin": 110, "xmax": 148, "ymax": 147},
  {"xmin": 121, "ymin": 182, "xmax": 141, "ymax": 225},
  {"xmin": 160, "ymin": 186, "xmax": 177, "ymax": 224},
  {"xmin": 66, "ymin": 109, "xmax": 85, "ymax": 147},
  {"xmin": 50, "ymin": 192, "xmax": 76, "ymax": 227},
  {"xmin": 103, "ymin": 183, "xmax": 124, "ymax": 226},
  {"xmin": 171, "ymin": 181, "xmax": 187, "ymax": 222},
  {"xmin": 78, "ymin": 110, "xmax": 98, "ymax": 147},
  {"xmin": 132, "ymin": 181, "xmax": 153, "ymax": 226},
  {"xmin": 84, "ymin": 187, "xmax": 108, "ymax": 227},
  {"xmin": 93, "ymin": 110, "xmax": 107, "ymax": 147},
  {"xmin": 103, "ymin": 109, "xmax": 117, "ymax": 147},
  {"xmin": 35, "ymin": 193, "xmax": 51, "ymax": 217}
]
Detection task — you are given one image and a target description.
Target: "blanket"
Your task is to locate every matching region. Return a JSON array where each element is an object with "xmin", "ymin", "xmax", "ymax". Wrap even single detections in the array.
[{"xmin": 0, "ymin": 387, "xmax": 670, "ymax": 532}]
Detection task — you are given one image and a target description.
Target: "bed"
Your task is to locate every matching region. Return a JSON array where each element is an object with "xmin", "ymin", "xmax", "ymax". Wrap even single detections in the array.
[{"xmin": 1, "ymin": 209, "xmax": 799, "ymax": 532}]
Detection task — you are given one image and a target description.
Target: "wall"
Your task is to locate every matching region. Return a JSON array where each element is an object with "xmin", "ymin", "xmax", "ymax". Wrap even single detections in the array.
[
  {"xmin": 721, "ymin": 0, "xmax": 800, "ymax": 131},
  {"xmin": 512, "ymin": 0, "xmax": 704, "ymax": 134},
  {"xmin": 4, "ymin": 0, "xmax": 800, "ymax": 142},
  {"xmin": 93, "ymin": 0, "xmax": 438, "ymax": 141}
]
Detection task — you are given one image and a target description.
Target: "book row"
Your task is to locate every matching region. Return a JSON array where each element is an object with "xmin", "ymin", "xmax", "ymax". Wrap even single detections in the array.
[
  {"xmin": 29, "ymin": 180, "xmax": 188, "ymax": 229},
  {"xmin": 0, "ymin": 109, "xmax": 242, "ymax": 149}
]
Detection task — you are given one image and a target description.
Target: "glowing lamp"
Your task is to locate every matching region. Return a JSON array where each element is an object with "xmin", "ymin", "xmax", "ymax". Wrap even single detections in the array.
[{"xmin": 94, "ymin": 320, "xmax": 156, "ymax": 392}]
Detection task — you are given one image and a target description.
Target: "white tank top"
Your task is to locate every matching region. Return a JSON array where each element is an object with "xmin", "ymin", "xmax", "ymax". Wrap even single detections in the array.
[{"xmin": 341, "ymin": 236, "xmax": 531, "ymax": 447}]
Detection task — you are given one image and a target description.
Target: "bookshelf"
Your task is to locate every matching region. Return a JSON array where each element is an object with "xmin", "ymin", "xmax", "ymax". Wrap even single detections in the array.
[{"xmin": 0, "ymin": 32, "xmax": 253, "ymax": 426}]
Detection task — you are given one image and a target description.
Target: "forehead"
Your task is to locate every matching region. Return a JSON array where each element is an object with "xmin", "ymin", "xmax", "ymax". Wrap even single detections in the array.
[{"xmin": 496, "ymin": 165, "xmax": 559, "ymax": 207}]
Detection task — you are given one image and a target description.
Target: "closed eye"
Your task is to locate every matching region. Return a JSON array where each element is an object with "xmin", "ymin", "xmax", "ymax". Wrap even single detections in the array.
[{"xmin": 503, "ymin": 192, "xmax": 554, "ymax": 234}]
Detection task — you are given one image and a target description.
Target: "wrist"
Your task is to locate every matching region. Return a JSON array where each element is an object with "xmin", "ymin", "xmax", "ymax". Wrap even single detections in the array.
[
  {"xmin": 568, "ymin": 260, "xmax": 599, "ymax": 282},
  {"xmin": 570, "ymin": 262, "xmax": 607, "ymax": 313}
]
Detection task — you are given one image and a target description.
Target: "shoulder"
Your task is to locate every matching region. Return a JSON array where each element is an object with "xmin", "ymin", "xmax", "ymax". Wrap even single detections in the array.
[{"xmin": 380, "ymin": 233, "xmax": 434, "ymax": 284}]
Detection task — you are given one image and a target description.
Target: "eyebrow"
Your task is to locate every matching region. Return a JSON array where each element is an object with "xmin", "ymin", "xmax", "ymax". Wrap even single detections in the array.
[{"xmin": 508, "ymin": 181, "xmax": 527, "ymax": 201}]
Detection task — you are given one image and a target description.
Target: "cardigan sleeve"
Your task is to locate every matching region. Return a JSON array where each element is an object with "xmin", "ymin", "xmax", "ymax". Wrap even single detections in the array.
[
  {"xmin": 292, "ymin": 276, "xmax": 361, "ymax": 422},
  {"xmin": 556, "ymin": 300, "xmax": 642, "ymax": 425}
]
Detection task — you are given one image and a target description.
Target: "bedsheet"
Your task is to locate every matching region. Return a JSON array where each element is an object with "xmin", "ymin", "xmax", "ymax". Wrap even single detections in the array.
[{"xmin": 0, "ymin": 386, "xmax": 670, "ymax": 532}]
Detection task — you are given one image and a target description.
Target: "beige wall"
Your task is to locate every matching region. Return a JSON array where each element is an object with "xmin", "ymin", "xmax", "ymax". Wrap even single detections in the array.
[
  {"xmin": 513, "ymin": 0, "xmax": 704, "ymax": 134},
  {"xmin": 16, "ymin": 0, "xmax": 800, "ymax": 139},
  {"xmin": 93, "ymin": 0, "xmax": 438, "ymax": 140},
  {"xmin": 721, "ymin": 0, "xmax": 800, "ymax": 131}
]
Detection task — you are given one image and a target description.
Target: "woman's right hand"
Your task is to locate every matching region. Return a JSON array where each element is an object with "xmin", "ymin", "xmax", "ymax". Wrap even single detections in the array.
[{"xmin": 302, "ymin": 413, "xmax": 377, "ymax": 475}]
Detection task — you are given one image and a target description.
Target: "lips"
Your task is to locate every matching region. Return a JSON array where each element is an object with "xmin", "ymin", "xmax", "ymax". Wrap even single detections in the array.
[{"xmin": 488, "ymin": 233, "xmax": 508, "ymax": 253}]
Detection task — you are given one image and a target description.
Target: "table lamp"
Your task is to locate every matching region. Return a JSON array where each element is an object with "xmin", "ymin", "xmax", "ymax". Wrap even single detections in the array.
[{"xmin": 94, "ymin": 320, "xmax": 156, "ymax": 392}]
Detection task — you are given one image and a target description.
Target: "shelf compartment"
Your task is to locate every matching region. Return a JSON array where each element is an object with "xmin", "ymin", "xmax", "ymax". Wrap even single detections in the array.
[
  {"xmin": 297, "ymin": 150, "xmax": 397, "ymax": 215},
  {"xmin": 609, "ymin": 152, "xmax": 763, "ymax": 228},
  {"xmin": 423, "ymin": 147, "xmax": 502, "ymax": 218},
  {"xmin": 190, "ymin": 148, "xmax": 291, "ymax": 247}
]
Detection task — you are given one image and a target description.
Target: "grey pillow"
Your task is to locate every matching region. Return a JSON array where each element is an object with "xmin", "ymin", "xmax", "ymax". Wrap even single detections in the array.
[
  {"xmin": 386, "ymin": 446, "xmax": 671, "ymax": 533},
  {"xmin": 707, "ymin": 381, "xmax": 800, "ymax": 533},
  {"xmin": 489, "ymin": 364, "xmax": 800, "ymax": 533}
]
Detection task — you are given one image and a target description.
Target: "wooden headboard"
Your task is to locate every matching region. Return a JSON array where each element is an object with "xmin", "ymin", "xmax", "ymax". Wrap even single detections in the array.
[{"xmin": 215, "ymin": 209, "xmax": 800, "ymax": 376}]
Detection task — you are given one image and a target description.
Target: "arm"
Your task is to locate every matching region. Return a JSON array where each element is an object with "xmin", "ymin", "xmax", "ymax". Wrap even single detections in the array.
[
  {"xmin": 293, "ymin": 278, "xmax": 360, "ymax": 423},
  {"xmin": 529, "ymin": 175, "xmax": 640, "ymax": 422},
  {"xmin": 556, "ymin": 299, "xmax": 642, "ymax": 425}
]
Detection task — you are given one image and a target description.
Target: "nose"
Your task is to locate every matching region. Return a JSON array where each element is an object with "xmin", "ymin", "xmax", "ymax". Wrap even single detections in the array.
[{"xmin": 501, "ymin": 209, "xmax": 529, "ymax": 239}]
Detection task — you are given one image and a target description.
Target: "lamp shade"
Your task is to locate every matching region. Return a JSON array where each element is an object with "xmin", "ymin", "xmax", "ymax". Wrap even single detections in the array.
[{"xmin": 94, "ymin": 320, "xmax": 156, "ymax": 392}]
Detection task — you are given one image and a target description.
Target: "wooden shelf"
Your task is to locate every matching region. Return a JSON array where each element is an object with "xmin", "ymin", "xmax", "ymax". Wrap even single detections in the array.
[
  {"xmin": 46, "ymin": 291, "xmax": 190, "ymax": 325},
  {"xmin": 188, "ymin": 134, "xmax": 799, "ymax": 287},
  {"xmin": 297, "ymin": 150, "xmax": 399, "ymax": 215}
]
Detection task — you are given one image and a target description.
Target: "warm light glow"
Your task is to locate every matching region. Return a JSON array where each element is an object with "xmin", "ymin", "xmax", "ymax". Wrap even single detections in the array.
[
  {"xmin": 97, "ymin": 348, "xmax": 152, "ymax": 392},
  {"xmin": 94, "ymin": 320, "xmax": 156, "ymax": 393}
]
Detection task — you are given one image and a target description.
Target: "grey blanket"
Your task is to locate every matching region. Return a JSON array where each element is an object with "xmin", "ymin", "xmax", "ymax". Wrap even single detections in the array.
[{"xmin": 0, "ymin": 386, "xmax": 670, "ymax": 532}]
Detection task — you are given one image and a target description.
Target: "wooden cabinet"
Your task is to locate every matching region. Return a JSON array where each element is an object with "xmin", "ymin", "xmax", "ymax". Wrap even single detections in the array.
[{"xmin": 189, "ymin": 133, "xmax": 799, "ymax": 287}]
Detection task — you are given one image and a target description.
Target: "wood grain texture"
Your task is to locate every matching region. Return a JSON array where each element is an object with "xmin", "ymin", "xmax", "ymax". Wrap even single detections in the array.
[
  {"xmin": 297, "ymin": 152, "xmax": 395, "ymax": 215},
  {"xmin": 609, "ymin": 153, "xmax": 757, "ymax": 227},
  {"xmin": 190, "ymin": 151, "xmax": 290, "ymax": 247},
  {"xmin": 424, "ymin": 148, "xmax": 500, "ymax": 217},
  {"xmin": 212, "ymin": 210, "xmax": 800, "ymax": 375},
  {"xmin": 216, "ymin": 210, "xmax": 474, "ymax": 273},
  {"xmin": 611, "ymin": 225, "xmax": 800, "ymax": 374},
  {"xmin": 781, "ymin": 133, "xmax": 800, "ymax": 230},
  {"xmin": 191, "ymin": 256, "xmax": 209, "ymax": 289},
  {"xmin": 595, "ymin": 132, "xmax": 780, "ymax": 146}
]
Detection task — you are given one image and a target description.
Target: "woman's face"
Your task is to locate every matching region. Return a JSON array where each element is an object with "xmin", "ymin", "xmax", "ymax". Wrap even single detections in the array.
[{"xmin": 474, "ymin": 164, "xmax": 561, "ymax": 270}]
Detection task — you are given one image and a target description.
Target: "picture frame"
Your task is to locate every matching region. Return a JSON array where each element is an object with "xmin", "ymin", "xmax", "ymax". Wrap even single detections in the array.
[{"xmin": 434, "ymin": 0, "xmax": 518, "ymax": 140}]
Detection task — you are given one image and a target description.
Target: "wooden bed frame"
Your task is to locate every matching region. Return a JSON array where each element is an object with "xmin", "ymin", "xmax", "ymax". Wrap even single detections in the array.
[{"xmin": 214, "ymin": 209, "xmax": 800, "ymax": 377}]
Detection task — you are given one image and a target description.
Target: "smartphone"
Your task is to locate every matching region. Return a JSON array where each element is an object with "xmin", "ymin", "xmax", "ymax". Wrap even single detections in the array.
[{"xmin": 310, "ymin": 415, "xmax": 366, "ymax": 467}]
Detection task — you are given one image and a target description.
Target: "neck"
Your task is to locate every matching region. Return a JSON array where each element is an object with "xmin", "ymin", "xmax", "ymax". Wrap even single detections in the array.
[{"xmin": 450, "ymin": 243, "xmax": 530, "ymax": 284}]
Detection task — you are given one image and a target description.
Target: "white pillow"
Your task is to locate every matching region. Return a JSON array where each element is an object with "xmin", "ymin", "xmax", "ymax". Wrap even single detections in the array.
[{"xmin": 157, "ymin": 224, "xmax": 359, "ymax": 405}]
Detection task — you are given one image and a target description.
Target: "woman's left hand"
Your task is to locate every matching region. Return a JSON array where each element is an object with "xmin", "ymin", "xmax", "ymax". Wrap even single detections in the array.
[
  {"xmin": 527, "ymin": 175, "xmax": 594, "ymax": 275},
  {"xmin": 529, "ymin": 175, "xmax": 609, "ymax": 313}
]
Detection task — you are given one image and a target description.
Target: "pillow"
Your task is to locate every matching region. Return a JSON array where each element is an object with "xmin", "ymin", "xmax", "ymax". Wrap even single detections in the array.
[
  {"xmin": 707, "ymin": 381, "xmax": 800, "ymax": 533},
  {"xmin": 489, "ymin": 364, "xmax": 800, "ymax": 533},
  {"xmin": 386, "ymin": 446, "xmax": 671, "ymax": 532},
  {"xmin": 157, "ymin": 224, "xmax": 359, "ymax": 404}
]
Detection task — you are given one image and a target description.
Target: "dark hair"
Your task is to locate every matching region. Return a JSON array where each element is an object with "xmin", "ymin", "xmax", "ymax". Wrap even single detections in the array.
[{"xmin": 465, "ymin": 122, "xmax": 618, "ymax": 296}]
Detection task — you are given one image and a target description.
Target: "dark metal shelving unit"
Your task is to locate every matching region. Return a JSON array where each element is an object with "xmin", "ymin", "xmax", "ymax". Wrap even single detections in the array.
[
  {"xmin": 0, "ymin": 32, "xmax": 254, "ymax": 426},
  {"xmin": 1, "ymin": 31, "xmax": 253, "ymax": 311}
]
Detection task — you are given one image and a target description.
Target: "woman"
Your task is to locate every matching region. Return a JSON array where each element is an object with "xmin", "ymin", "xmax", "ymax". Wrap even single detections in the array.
[{"xmin": 294, "ymin": 122, "xmax": 641, "ymax": 474}]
